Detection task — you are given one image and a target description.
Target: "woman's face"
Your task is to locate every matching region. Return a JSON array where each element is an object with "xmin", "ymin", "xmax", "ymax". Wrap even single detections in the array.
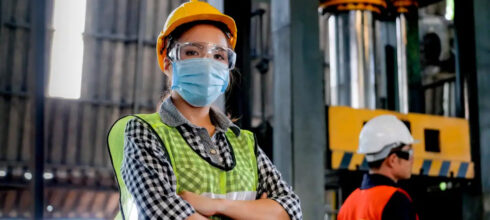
[{"xmin": 165, "ymin": 24, "xmax": 229, "ymax": 75}]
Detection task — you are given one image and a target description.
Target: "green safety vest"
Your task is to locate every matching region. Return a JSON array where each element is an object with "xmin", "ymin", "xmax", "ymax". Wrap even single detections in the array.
[{"xmin": 107, "ymin": 113, "xmax": 258, "ymax": 220}]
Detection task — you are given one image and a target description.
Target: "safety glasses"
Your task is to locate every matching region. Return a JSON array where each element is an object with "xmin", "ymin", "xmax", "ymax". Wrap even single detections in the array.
[
  {"xmin": 168, "ymin": 41, "xmax": 236, "ymax": 69},
  {"xmin": 392, "ymin": 148, "xmax": 414, "ymax": 160}
]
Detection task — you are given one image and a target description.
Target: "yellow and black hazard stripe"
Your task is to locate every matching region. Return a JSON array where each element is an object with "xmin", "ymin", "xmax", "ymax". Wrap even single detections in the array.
[
  {"xmin": 331, "ymin": 150, "xmax": 474, "ymax": 179},
  {"xmin": 412, "ymin": 158, "xmax": 474, "ymax": 178}
]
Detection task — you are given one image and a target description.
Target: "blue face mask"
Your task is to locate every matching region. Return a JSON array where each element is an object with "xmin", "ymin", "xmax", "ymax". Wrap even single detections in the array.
[{"xmin": 171, "ymin": 58, "xmax": 229, "ymax": 107}]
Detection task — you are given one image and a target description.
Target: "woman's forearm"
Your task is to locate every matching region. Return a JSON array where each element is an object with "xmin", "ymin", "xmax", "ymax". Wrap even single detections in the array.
[
  {"xmin": 179, "ymin": 190, "xmax": 292, "ymax": 220},
  {"xmin": 217, "ymin": 198, "xmax": 290, "ymax": 220}
]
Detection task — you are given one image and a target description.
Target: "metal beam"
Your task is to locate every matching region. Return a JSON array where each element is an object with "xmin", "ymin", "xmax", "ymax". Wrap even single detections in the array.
[
  {"xmin": 473, "ymin": 0, "xmax": 490, "ymax": 218},
  {"xmin": 0, "ymin": 94, "xmax": 160, "ymax": 109},
  {"xmin": 132, "ymin": 0, "xmax": 148, "ymax": 113},
  {"xmin": 0, "ymin": 90, "xmax": 29, "ymax": 98},
  {"xmin": 4, "ymin": 21, "xmax": 31, "ymax": 30},
  {"xmin": 30, "ymin": 0, "xmax": 46, "ymax": 218},
  {"xmin": 456, "ymin": 0, "xmax": 490, "ymax": 219},
  {"xmin": 82, "ymin": 33, "xmax": 156, "ymax": 47},
  {"xmin": 0, "ymin": 181, "xmax": 118, "ymax": 192},
  {"xmin": 395, "ymin": 10, "xmax": 423, "ymax": 114},
  {"xmin": 224, "ymin": 0, "xmax": 252, "ymax": 129},
  {"xmin": 271, "ymin": 0, "xmax": 326, "ymax": 219}
]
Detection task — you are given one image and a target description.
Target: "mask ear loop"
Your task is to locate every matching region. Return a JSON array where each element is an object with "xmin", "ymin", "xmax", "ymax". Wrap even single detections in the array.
[{"xmin": 170, "ymin": 60, "xmax": 179, "ymax": 91}]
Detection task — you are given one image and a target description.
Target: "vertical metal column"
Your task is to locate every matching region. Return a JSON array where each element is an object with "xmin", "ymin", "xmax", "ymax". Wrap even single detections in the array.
[
  {"xmin": 396, "ymin": 13, "xmax": 409, "ymax": 113},
  {"xmin": 455, "ymin": 5, "xmax": 480, "ymax": 219},
  {"xmin": 30, "ymin": 0, "xmax": 46, "ymax": 218},
  {"xmin": 393, "ymin": 0, "xmax": 423, "ymax": 113},
  {"xmin": 455, "ymin": 0, "xmax": 490, "ymax": 218},
  {"xmin": 474, "ymin": 0, "xmax": 490, "ymax": 215},
  {"xmin": 132, "ymin": 0, "xmax": 147, "ymax": 113},
  {"xmin": 224, "ymin": 0, "xmax": 252, "ymax": 129},
  {"xmin": 374, "ymin": 19, "xmax": 397, "ymax": 110},
  {"xmin": 328, "ymin": 11, "xmax": 376, "ymax": 109},
  {"xmin": 271, "ymin": 0, "xmax": 326, "ymax": 218}
]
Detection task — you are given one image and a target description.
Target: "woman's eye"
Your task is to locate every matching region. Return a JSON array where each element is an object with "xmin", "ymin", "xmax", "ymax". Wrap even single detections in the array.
[
  {"xmin": 184, "ymin": 50, "xmax": 199, "ymax": 57},
  {"xmin": 214, "ymin": 54, "xmax": 225, "ymax": 60}
]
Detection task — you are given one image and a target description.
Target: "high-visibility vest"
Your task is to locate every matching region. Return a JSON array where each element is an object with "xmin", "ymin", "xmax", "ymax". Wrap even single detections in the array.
[
  {"xmin": 338, "ymin": 185, "xmax": 419, "ymax": 220},
  {"xmin": 107, "ymin": 113, "xmax": 259, "ymax": 220}
]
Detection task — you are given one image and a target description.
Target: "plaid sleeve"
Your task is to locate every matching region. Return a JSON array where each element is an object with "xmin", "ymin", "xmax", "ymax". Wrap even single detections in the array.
[
  {"xmin": 256, "ymin": 147, "xmax": 303, "ymax": 220},
  {"xmin": 121, "ymin": 117, "xmax": 196, "ymax": 220}
]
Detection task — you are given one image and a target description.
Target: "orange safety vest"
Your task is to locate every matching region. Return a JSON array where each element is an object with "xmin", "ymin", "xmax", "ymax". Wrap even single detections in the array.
[{"xmin": 338, "ymin": 185, "xmax": 419, "ymax": 220}]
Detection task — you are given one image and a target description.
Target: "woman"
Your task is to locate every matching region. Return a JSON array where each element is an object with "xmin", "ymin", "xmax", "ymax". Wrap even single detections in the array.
[{"xmin": 108, "ymin": 1, "xmax": 302, "ymax": 219}]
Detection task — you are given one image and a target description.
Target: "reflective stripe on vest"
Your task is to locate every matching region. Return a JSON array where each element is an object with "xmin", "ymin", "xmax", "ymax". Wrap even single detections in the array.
[
  {"xmin": 201, "ymin": 191, "xmax": 257, "ymax": 200},
  {"xmin": 107, "ymin": 113, "xmax": 258, "ymax": 220}
]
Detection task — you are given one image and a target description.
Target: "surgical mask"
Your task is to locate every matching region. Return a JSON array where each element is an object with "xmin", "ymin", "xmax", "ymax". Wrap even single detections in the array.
[{"xmin": 171, "ymin": 58, "xmax": 229, "ymax": 107}]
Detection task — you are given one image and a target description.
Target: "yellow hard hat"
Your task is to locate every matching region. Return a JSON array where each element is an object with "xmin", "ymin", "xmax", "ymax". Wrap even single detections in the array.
[{"xmin": 156, "ymin": 0, "xmax": 237, "ymax": 72}]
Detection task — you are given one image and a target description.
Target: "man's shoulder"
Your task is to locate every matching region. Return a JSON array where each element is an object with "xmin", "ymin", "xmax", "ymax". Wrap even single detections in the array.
[
  {"xmin": 389, "ymin": 190, "xmax": 413, "ymax": 205},
  {"xmin": 382, "ymin": 190, "xmax": 417, "ymax": 220}
]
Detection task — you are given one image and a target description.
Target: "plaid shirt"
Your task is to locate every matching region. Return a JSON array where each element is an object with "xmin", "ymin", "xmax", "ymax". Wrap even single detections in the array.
[{"xmin": 121, "ymin": 98, "xmax": 302, "ymax": 220}]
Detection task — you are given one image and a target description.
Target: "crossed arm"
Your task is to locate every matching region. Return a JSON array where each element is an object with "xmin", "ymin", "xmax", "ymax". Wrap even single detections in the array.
[
  {"xmin": 121, "ymin": 118, "xmax": 301, "ymax": 219},
  {"xmin": 183, "ymin": 191, "xmax": 290, "ymax": 220}
]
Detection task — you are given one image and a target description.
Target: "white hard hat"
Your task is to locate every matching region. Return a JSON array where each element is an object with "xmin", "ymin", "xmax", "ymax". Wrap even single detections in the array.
[{"xmin": 358, "ymin": 115, "xmax": 418, "ymax": 162}]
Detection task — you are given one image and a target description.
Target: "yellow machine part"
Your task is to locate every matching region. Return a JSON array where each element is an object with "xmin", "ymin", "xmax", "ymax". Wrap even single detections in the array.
[
  {"xmin": 391, "ymin": 0, "xmax": 418, "ymax": 13},
  {"xmin": 319, "ymin": 0, "xmax": 387, "ymax": 14},
  {"xmin": 328, "ymin": 106, "xmax": 474, "ymax": 179}
]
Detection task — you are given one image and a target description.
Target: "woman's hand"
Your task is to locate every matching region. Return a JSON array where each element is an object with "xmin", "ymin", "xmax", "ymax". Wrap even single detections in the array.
[{"xmin": 179, "ymin": 191, "xmax": 222, "ymax": 217}]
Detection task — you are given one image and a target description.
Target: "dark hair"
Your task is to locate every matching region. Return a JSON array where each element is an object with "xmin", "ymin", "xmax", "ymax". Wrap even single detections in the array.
[{"xmin": 367, "ymin": 159, "xmax": 384, "ymax": 169}]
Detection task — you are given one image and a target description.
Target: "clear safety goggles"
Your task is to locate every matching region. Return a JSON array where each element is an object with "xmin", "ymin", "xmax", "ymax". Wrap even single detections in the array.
[{"xmin": 168, "ymin": 41, "xmax": 236, "ymax": 69}]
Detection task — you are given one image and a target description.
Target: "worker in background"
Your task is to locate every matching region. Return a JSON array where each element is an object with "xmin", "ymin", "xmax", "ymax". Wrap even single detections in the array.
[
  {"xmin": 337, "ymin": 115, "xmax": 419, "ymax": 220},
  {"xmin": 107, "ymin": 0, "xmax": 301, "ymax": 219}
]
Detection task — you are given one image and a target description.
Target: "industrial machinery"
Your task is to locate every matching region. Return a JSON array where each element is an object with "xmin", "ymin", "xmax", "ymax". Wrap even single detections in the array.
[{"xmin": 318, "ymin": 0, "xmax": 473, "ymax": 219}]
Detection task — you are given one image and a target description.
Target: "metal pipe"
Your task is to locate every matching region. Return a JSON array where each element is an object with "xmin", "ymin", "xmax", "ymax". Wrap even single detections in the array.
[
  {"xmin": 132, "ymin": 0, "xmax": 148, "ymax": 113},
  {"xmin": 328, "ymin": 11, "xmax": 376, "ymax": 109},
  {"xmin": 362, "ymin": 12, "xmax": 376, "ymax": 108},
  {"xmin": 374, "ymin": 19, "xmax": 397, "ymax": 109},
  {"xmin": 396, "ymin": 13, "xmax": 409, "ymax": 113},
  {"xmin": 30, "ymin": 0, "xmax": 46, "ymax": 218}
]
